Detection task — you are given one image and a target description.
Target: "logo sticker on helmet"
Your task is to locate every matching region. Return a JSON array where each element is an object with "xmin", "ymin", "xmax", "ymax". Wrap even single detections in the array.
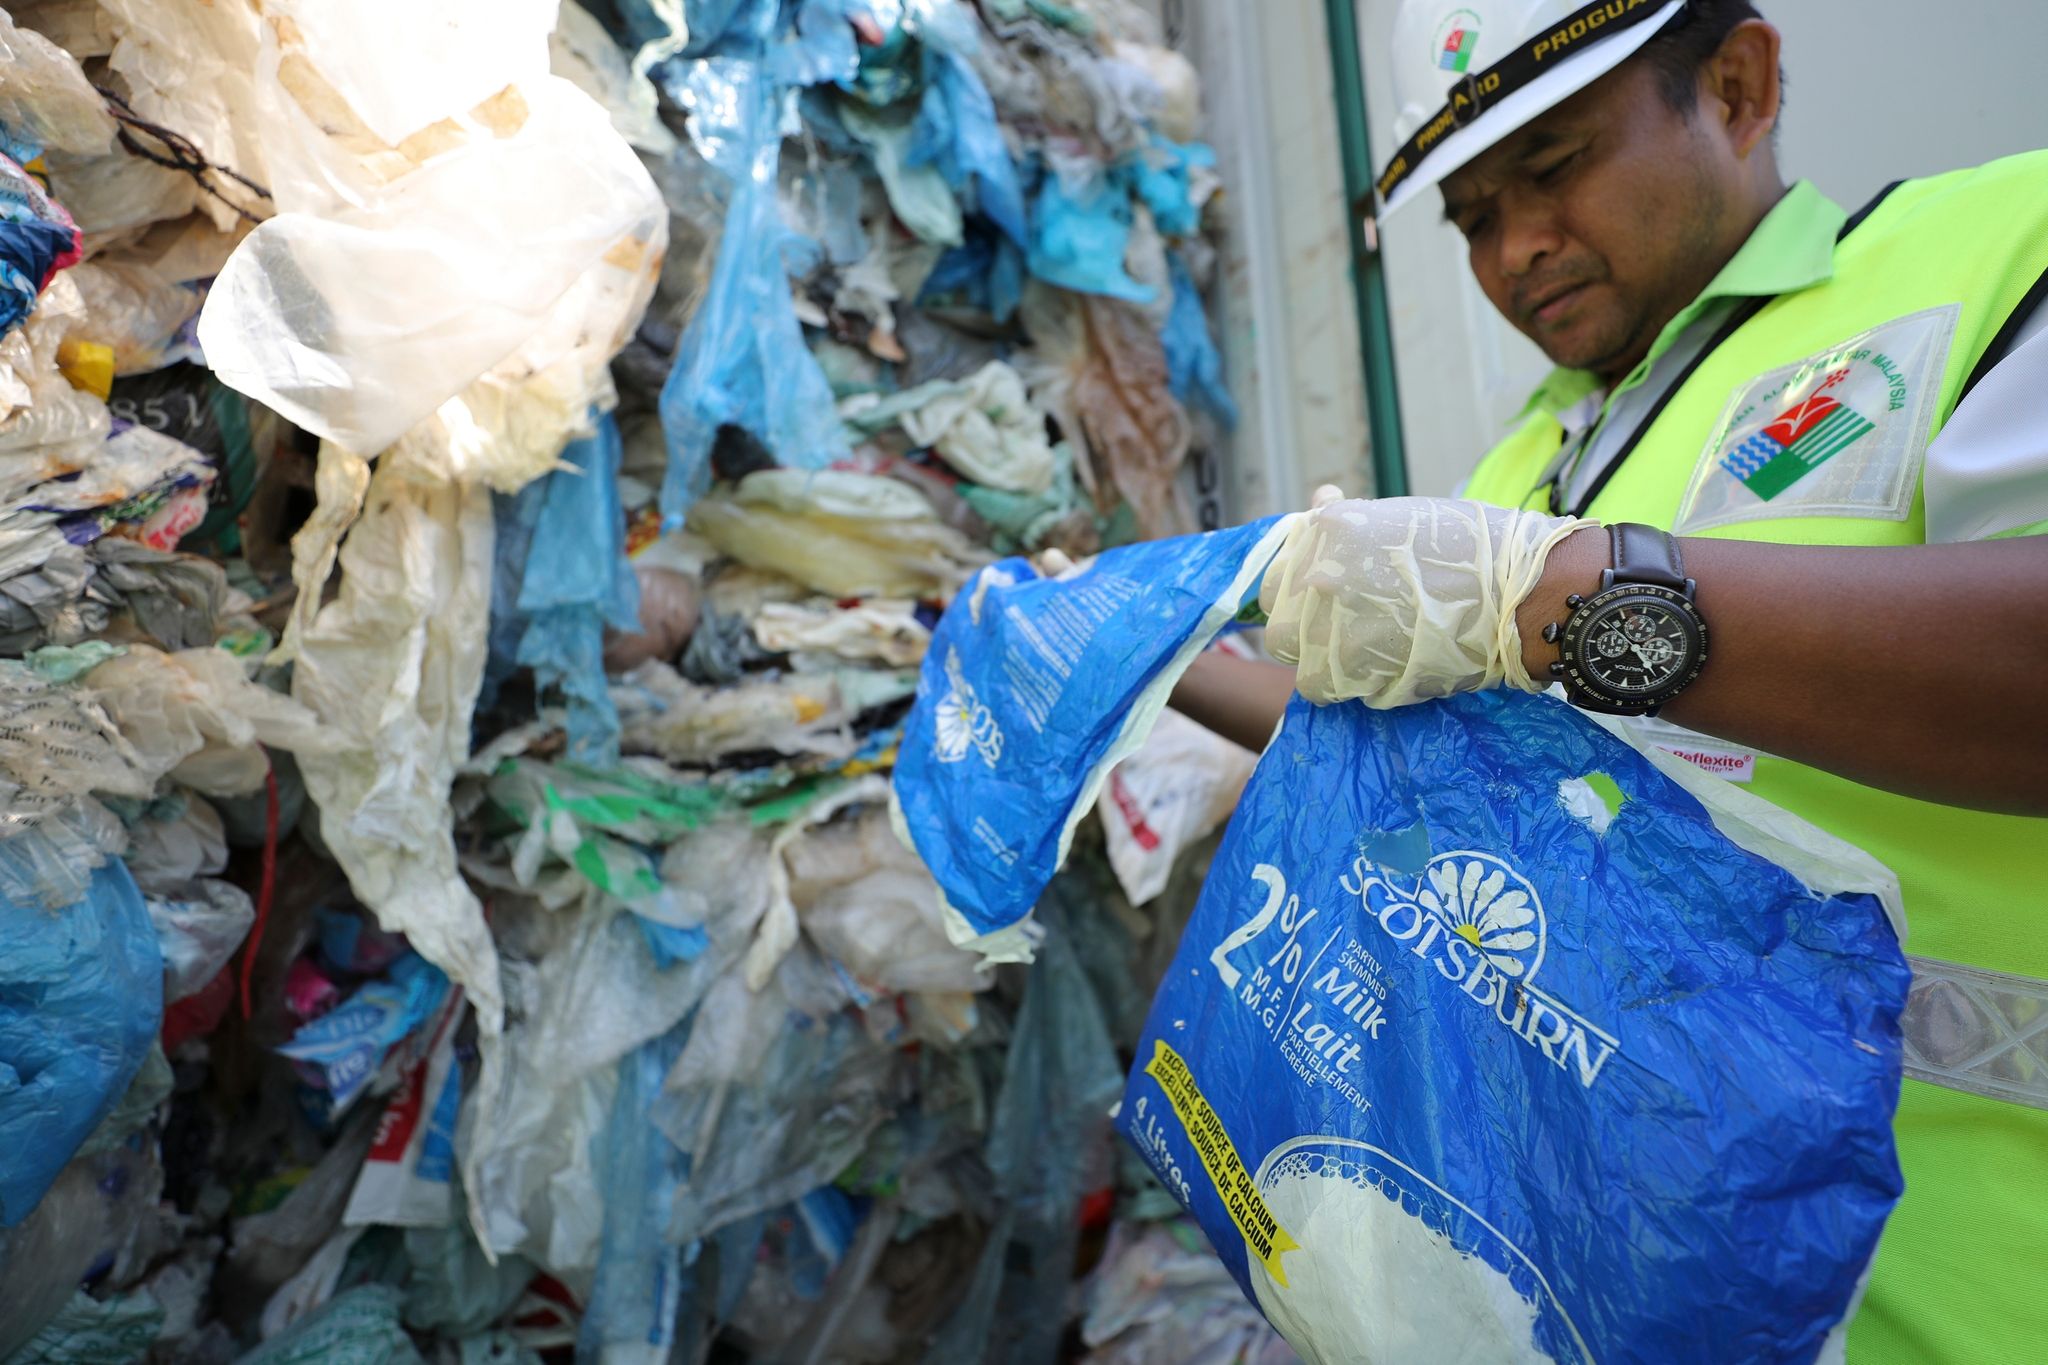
[{"xmin": 1435, "ymin": 9, "xmax": 1484, "ymax": 72}]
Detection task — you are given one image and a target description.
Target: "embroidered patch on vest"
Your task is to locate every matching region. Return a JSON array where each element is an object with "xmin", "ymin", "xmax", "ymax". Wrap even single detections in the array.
[{"xmin": 1674, "ymin": 303, "xmax": 1959, "ymax": 534}]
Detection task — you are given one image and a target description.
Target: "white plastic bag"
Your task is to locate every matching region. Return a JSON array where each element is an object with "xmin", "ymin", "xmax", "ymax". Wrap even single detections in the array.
[
  {"xmin": 147, "ymin": 878, "xmax": 255, "ymax": 1001},
  {"xmin": 1098, "ymin": 707, "xmax": 1256, "ymax": 907},
  {"xmin": 0, "ymin": 8, "xmax": 116, "ymax": 158},
  {"xmin": 198, "ymin": 1, "xmax": 665, "ymax": 458}
]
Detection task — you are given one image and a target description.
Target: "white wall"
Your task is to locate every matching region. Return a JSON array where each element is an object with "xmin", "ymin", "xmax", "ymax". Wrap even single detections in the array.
[{"xmin": 1346, "ymin": 0, "xmax": 2048, "ymax": 496}]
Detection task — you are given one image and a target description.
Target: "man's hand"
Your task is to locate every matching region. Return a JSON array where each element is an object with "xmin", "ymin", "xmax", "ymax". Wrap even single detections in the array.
[{"xmin": 1258, "ymin": 493, "xmax": 1588, "ymax": 707}]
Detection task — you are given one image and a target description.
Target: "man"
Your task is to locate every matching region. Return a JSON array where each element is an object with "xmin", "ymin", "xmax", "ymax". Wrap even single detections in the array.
[{"xmin": 1171, "ymin": 1, "xmax": 2048, "ymax": 1358}]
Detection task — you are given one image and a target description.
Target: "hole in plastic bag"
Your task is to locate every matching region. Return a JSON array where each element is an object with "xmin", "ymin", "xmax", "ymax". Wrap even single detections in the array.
[{"xmin": 1559, "ymin": 772, "xmax": 1628, "ymax": 836}]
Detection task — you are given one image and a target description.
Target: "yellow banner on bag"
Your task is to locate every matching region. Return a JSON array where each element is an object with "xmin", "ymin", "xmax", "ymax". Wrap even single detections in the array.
[{"xmin": 1145, "ymin": 1038, "xmax": 1301, "ymax": 1286}]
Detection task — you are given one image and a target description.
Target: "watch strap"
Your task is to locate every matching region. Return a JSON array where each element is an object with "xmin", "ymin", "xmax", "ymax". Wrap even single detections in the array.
[{"xmin": 1608, "ymin": 522, "xmax": 1688, "ymax": 593}]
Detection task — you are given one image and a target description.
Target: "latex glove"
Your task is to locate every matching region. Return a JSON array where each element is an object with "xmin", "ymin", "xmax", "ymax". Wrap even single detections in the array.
[{"xmin": 1259, "ymin": 491, "xmax": 1590, "ymax": 707}]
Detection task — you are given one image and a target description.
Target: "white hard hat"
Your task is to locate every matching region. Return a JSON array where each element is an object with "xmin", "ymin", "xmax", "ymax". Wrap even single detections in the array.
[{"xmin": 1379, "ymin": 0, "xmax": 1687, "ymax": 216}]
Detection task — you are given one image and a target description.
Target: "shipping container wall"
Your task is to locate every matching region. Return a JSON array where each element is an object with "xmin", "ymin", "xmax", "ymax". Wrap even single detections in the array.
[{"xmin": 1176, "ymin": 0, "xmax": 1375, "ymax": 521}]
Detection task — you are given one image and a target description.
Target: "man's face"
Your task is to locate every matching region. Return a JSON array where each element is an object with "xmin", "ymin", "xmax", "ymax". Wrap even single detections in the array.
[{"xmin": 1440, "ymin": 60, "xmax": 1733, "ymax": 381}]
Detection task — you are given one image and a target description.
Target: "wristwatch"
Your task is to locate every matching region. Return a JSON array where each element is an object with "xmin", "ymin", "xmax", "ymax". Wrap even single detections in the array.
[{"xmin": 1543, "ymin": 523, "xmax": 1708, "ymax": 716}]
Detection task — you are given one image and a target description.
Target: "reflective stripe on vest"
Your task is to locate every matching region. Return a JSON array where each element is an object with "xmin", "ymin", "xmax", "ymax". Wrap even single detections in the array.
[{"xmin": 1903, "ymin": 956, "xmax": 2048, "ymax": 1111}]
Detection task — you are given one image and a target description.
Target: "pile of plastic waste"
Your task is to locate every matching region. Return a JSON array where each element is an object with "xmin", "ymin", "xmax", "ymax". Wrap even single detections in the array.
[{"xmin": 0, "ymin": 0, "xmax": 1288, "ymax": 1359}]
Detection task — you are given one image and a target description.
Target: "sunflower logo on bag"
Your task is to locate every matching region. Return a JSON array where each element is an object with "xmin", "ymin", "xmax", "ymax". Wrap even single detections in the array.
[
  {"xmin": 1417, "ymin": 854, "xmax": 1544, "ymax": 980},
  {"xmin": 934, "ymin": 647, "xmax": 1003, "ymax": 767}
]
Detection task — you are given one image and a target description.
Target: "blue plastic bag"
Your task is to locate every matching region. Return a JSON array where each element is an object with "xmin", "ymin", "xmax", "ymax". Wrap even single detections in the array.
[
  {"xmin": 656, "ymin": 6, "xmax": 860, "ymax": 524},
  {"xmin": 919, "ymin": 222, "xmax": 1025, "ymax": 323},
  {"xmin": 907, "ymin": 20, "xmax": 1027, "ymax": 246},
  {"xmin": 892, "ymin": 515, "xmax": 1291, "ymax": 956},
  {"xmin": 1161, "ymin": 252, "xmax": 1237, "ymax": 427},
  {"xmin": 1025, "ymin": 163, "xmax": 1156, "ymax": 305},
  {"xmin": 0, "ymin": 859, "xmax": 163, "ymax": 1226},
  {"xmin": 1130, "ymin": 134, "xmax": 1216, "ymax": 238},
  {"xmin": 580, "ymin": 1019, "xmax": 694, "ymax": 1362},
  {"xmin": 1120, "ymin": 689, "xmax": 1908, "ymax": 1364},
  {"xmin": 509, "ymin": 415, "xmax": 641, "ymax": 766}
]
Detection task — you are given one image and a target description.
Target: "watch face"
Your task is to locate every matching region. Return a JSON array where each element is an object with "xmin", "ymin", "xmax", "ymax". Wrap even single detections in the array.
[{"xmin": 1560, "ymin": 585, "xmax": 1705, "ymax": 706}]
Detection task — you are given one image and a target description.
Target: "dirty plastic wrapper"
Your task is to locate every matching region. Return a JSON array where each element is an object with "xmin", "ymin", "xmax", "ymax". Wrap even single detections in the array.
[
  {"xmin": 1121, "ymin": 689, "xmax": 1910, "ymax": 1365},
  {"xmin": 891, "ymin": 514, "xmax": 1292, "ymax": 961},
  {"xmin": 343, "ymin": 991, "xmax": 467, "ymax": 1229}
]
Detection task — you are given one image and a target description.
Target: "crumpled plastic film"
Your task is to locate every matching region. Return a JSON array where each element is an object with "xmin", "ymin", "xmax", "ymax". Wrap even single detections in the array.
[
  {"xmin": 841, "ymin": 360, "xmax": 1055, "ymax": 493},
  {"xmin": 909, "ymin": 7, "xmax": 1029, "ymax": 245},
  {"xmin": 1259, "ymin": 495, "xmax": 1588, "ymax": 708},
  {"xmin": 146, "ymin": 878, "xmax": 255, "ymax": 1002},
  {"xmin": 1162, "ymin": 250, "xmax": 1238, "ymax": 427},
  {"xmin": 1016, "ymin": 280, "xmax": 1193, "ymax": 534},
  {"xmin": 687, "ymin": 468, "xmax": 991, "ymax": 599},
  {"xmin": 466, "ymin": 823, "xmax": 769, "ymax": 1270},
  {"xmin": 752, "ymin": 598, "xmax": 931, "ymax": 667},
  {"xmin": 551, "ymin": 0, "xmax": 680, "ymax": 156},
  {"xmin": 199, "ymin": 0, "xmax": 666, "ymax": 457},
  {"xmin": 84, "ymin": 643, "xmax": 333, "ymax": 797},
  {"xmin": 0, "ymin": 9, "xmax": 117, "ymax": 162},
  {"xmin": 93, "ymin": 0, "xmax": 268, "ymax": 230}
]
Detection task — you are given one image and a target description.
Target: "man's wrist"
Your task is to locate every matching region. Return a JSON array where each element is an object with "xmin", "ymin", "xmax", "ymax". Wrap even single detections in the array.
[{"xmin": 1514, "ymin": 524, "xmax": 1608, "ymax": 683}]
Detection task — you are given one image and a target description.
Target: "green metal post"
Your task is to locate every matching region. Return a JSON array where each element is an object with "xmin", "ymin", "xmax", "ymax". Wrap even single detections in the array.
[{"xmin": 1322, "ymin": 0, "xmax": 1410, "ymax": 497}]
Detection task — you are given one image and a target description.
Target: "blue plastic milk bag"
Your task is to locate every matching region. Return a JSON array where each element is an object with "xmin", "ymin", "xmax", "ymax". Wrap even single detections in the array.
[
  {"xmin": 1122, "ymin": 689, "xmax": 1908, "ymax": 1365},
  {"xmin": 893, "ymin": 516, "xmax": 1290, "ymax": 957}
]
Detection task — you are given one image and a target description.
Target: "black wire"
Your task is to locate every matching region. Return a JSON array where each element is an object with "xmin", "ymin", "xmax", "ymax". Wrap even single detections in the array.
[{"xmin": 91, "ymin": 86, "xmax": 273, "ymax": 225}]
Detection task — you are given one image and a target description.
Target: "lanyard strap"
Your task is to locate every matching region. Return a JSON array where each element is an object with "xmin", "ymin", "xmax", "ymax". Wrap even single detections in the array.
[{"xmin": 1376, "ymin": 0, "xmax": 1682, "ymax": 205}]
